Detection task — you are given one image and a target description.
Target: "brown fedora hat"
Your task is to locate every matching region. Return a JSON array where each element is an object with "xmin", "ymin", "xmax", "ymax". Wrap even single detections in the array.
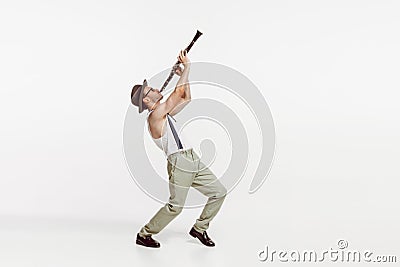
[{"xmin": 131, "ymin": 79, "xmax": 148, "ymax": 113}]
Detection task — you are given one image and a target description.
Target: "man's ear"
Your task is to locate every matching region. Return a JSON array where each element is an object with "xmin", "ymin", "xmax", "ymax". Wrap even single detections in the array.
[{"xmin": 143, "ymin": 97, "xmax": 149, "ymax": 104}]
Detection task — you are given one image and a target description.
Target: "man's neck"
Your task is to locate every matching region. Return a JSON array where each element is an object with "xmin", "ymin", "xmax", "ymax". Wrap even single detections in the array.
[{"xmin": 150, "ymin": 100, "xmax": 161, "ymax": 111}]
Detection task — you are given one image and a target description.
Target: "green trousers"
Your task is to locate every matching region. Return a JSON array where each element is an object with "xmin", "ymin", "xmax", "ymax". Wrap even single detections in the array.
[{"xmin": 139, "ymin": 148, "xmax": 227, "ymax": 237}]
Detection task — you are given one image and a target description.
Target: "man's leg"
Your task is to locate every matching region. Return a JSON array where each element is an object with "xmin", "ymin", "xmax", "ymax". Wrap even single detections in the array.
[
  {"xmin": 139, "ymin": 151, "xmax": 196, "ymax": 237},
  {"xmin": 191, "ymin": 157, "xmax": 227, "ymax": 233}
]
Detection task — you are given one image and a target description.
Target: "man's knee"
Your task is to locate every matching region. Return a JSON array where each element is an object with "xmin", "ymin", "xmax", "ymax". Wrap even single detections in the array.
[
  {"xmin": 167, "ymin": 203, "xmax": 183, "ymax": 215},
  {"xmin": 215, "ymin": 185, "xmax": 227, "ymax": 199}
]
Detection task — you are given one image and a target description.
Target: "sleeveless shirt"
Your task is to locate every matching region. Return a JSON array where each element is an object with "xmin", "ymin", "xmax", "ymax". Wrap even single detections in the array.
[{"xmin": 146, "ymin": 110, "xmax": 193, "ymax": 156}]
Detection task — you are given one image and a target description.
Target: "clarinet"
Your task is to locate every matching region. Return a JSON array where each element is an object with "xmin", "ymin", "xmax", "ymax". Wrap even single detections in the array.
[{"xmin": 159, "ymin": 30, "xmax": 203, "ymax": 93}]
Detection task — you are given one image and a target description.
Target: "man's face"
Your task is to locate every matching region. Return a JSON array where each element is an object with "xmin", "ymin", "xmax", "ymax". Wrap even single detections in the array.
[{"xmin": 144, "ymin": 86, "xmax": 163, "ymax": 102}]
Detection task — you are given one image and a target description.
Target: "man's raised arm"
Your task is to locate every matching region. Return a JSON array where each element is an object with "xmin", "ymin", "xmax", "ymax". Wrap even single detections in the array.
[
  {"xmin": 163, "ymin": 50, "xmax": 191, "ymax": 116},
  {"xmin": 175, "ymin": 50, "xmax": 191, "ymax": 100}
]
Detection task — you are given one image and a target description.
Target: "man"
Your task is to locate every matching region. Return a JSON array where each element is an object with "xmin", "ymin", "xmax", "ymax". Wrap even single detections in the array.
[{"xmin": 130, "ymin": 50, "xmax": 227, "ymax": 248}]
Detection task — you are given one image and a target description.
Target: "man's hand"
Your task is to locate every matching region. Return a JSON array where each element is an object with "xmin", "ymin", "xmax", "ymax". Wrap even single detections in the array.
[
  {"xmin": 174, "ymin": 50, "xmax": 190, "ymax": 76},
  {"xmin": 174, "ymin": 65, "xmax": 183, "ymax": 76},
  {"xmin": 177, "ymin": 50, "xmax": 190, "ymax": 66}
]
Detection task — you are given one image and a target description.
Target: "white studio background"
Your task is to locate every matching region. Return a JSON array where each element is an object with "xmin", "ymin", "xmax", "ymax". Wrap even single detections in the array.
[{"xmin": 0, "ymin": 1, "xmax": 399, "ymax": 267}]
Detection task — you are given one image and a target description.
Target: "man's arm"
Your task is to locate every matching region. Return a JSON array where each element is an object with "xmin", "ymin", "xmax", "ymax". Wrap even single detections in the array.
[
  {"xmin": 150, "ymin": 50, "xmax": 191, "ymax": 121},
  {"xmin": 164, "ymin": 50, "xmax": 191, "ymax": 116},
  {"xmin": 175, "ymin": 50, "xmax": 191, "ymax": 100}
]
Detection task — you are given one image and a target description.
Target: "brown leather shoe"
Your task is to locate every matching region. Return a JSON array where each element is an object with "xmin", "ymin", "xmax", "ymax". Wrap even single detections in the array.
[
  {"xmin": 189, "ymin": 227, "xmax": 215, "ymax": 247},
  {"xmin": 136, "ymin": 233, "xmax": 160, "ymax": 248}
]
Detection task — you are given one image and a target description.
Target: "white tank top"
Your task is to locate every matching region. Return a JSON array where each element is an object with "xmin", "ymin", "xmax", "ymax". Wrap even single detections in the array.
[{"xmin": 146, "ymin": 110, "xmax": 193, "ymax": 156}]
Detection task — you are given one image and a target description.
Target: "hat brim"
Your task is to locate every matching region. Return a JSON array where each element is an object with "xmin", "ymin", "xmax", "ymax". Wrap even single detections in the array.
[{"xmin": 138, "ymin": 79, "xmax": 148, "ymax": 113}]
